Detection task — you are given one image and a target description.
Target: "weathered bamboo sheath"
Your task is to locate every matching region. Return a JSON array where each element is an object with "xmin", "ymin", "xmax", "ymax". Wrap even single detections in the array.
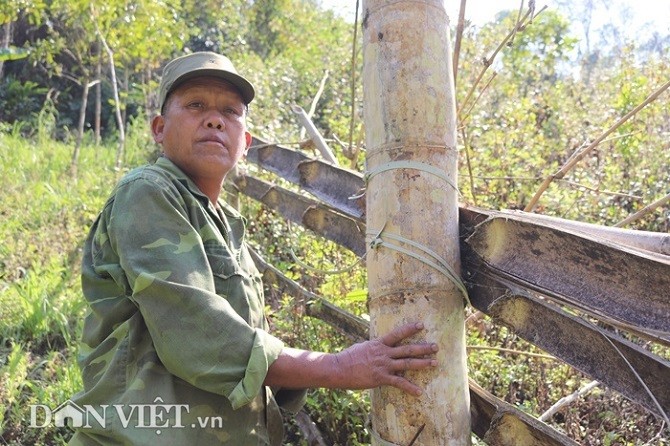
[{"xmin": 362, "ymin": 1, "xmax": 471, "ymax": 444}]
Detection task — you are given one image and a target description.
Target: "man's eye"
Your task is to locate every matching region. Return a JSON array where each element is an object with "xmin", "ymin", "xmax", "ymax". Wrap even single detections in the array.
[
  {"xmin": 187, "ymin": 102, "xmax": 204, "ymax": 109},
  {"xmin": 223, "ymin": 107, "xmax": 243, "ymax": 119}
]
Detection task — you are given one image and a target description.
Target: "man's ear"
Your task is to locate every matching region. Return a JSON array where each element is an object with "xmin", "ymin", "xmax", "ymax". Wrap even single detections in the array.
[
  {"xmin": 151, "ymin": 115, "xmax": 165, "ymax": 144},
  {"xmin": 244, "ymin": 131, "xmax": 252, "ymax": 156}
]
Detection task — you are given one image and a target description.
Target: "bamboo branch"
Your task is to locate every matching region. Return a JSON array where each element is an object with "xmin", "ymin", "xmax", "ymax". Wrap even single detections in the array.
[
  {"xmin": 300, "ymin": 70, "xmax": 329, "ymax": 140},
  {"xmin": 452, "ymin": 0, "xmax": 467, "ymax": 88},
  {"xmin": 347, "ymin": 0, "xmax": 361, "ymax": 158},
  {"xmin": 458, "ymin": 5, "xmax": 546, "ymax": 117},
  {"xmin": 460, "ymin": 125, "xmax": 478, "ymax": 205},
  {"xmin": 524, "ymin": 77, "xmax": 670, "ymax": 212},
  {"xmin": 538, "ymin": 380, "xmax": 600, "ymax": 422},
  {"xmin": 291, "ymin": 104, "xmax": 338, "ymax": 165},
  {"xmin": 248, "ymin": 246, "xmax": 368, "ymax": 342},
  {"xmin": 614, "ymin": 192, "xmax": 670, "ymax": 228}
]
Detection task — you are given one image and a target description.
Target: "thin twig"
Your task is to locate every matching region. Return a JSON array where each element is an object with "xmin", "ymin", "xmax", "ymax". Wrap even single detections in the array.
[
  {"xmin": 539, "ymin": 380, "xmax": 600, "ymax": 422},
  {"xmin": 525, "ymin": 77, "xmax": 670, "ymax": 212},
  {"xmin": 460, "ymin": 125, "xmax": 478, "ymax": 205},
  {"xmin": 452, "ymin": 0, "xmax": 467, "ymax": 88},
  {"xmin": 459, "ymin": 6, "xmax": 546, "ymax": 116},
  {"xmin": 467, "ymin": 345, "xmax": 557, "ymax": 361},
  {"xmin": 459, "ymin": 71, "xmax": 497, "ymax": 125},
  {"xmin": 347, "ymin": 0, "xmax": 361, "ymax": 158},
  {"xmin": 509, "ymin": 0, "xmax": 525, "ymax": 46},
  {"xmin": 475, "ymin": 175, "xmax": 539, "ymax": 181},
  {"xmin": 558, "ymin": 180, "xmax": 643, "ymax": 200},
  {"xmin": 614, "ymin": 192, "xmax": 670, "ymax": 228},
  {"xmin": 642, "ymin": 422, "xmax": 667, "ymax": 446},
  {"xmin": 472, "ymin": 176, "xmax": 642, "ymax": 200}
]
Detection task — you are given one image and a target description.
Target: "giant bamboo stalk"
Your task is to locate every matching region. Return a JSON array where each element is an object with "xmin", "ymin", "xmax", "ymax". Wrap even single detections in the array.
[{"xmin": 361, "ymin": 1, "xmax": 470, "ymax": 444}]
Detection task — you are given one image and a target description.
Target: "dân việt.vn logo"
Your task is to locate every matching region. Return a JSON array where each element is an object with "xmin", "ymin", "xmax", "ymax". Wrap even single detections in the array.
[{"xmin": 29, "ymin": 397, "xmax": 223, "ymax": 434}]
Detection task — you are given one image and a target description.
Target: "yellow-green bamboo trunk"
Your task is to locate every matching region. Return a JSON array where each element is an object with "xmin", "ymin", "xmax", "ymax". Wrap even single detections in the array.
[{"xmin": 362, "ymin": 1, "xmax": 471, "ymax": 444}]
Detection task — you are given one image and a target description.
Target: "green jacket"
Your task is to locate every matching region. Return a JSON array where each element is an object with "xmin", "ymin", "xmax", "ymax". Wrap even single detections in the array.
[{"xmin": 70, "ymin": 156, "xmax": 305, "ymax": 445}]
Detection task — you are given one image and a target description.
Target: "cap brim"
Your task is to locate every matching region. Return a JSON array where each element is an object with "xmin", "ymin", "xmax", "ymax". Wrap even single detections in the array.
[{"xmin": 168, "ymin": 68, "xmax": 255, "ymax": 106}]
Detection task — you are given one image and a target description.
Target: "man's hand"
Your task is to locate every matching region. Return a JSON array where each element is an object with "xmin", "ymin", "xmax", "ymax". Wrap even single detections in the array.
[
  {"xmin": 264, "ymin": 322, "xmax": 438, "ymax": 396},
  {"xmin": 331, "ymin": 322, "xmax": 438, "ymax": 396}
]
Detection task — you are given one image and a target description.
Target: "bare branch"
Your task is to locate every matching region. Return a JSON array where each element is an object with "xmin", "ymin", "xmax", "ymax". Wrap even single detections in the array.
[
  {"xmin": 539, "ymin": 380, "xmax": 600, "ymax": 422},
  {"xmin": 525, "ymin": 77, "xmax": 670, "ymax": 212},
  {"xmin": 615, "ymin": 193, "xmax": 670, "ymax": 228},
  {"xmin": 458, "ymin": 5, "xmax": 547, "ymax": 117},
  {"xmin": 300, "ymin": 69, "xmax": 329, "ymax": 140}
]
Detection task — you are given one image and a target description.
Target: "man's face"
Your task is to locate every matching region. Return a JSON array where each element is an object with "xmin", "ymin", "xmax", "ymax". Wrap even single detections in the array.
[{"xmin": 151, "ymin": 76, "xmax": 252, "ymax": 185}]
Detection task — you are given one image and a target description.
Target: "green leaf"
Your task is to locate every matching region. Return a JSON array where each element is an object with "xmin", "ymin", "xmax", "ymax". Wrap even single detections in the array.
[
  {"xmin": 345, "ymin": 289, "xmax": 368, "ymax": 303},
  {"xmin": 0, "ymin": 47, "xmax": 29, "ymax": 61}
]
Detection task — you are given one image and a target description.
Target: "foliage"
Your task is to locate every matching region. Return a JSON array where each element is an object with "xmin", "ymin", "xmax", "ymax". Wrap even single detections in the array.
[
  {"xmin": 2, "ymin": 0, "xmax": 357, "ymax": 150},
  {"xmin": 0, "ymin": 0, "xmax": 45, "ymax": 25},
  {"xmin": 0, "ymin": 76, "xmax": 47, "ymax": 123},
  {"xmin": 456, "ymin": 9, "xmax": 670, "ymax": 230},
  {"xmin": 0, "ymin": 47, "xmax": 29, "ymax": 61},
  {"xmin": 0, "ymin": 132, "xmax": 122, "ymax": 445}
]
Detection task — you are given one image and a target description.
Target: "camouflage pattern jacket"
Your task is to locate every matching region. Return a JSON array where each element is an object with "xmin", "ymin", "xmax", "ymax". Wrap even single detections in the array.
[{"xmin": 70, "ymin": 156, "xmax": 304, "ymax": 445}]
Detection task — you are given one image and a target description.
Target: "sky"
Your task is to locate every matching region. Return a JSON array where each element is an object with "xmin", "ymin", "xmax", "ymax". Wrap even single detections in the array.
[{"xmin": 319, "ymin": 0, "xmax": 670, "ymax": 44}]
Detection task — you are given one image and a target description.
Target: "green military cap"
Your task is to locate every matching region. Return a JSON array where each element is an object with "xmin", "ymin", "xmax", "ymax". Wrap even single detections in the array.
[{"xmin": 158, "ymin": 52, "xmax": 255, "ymax": 111}]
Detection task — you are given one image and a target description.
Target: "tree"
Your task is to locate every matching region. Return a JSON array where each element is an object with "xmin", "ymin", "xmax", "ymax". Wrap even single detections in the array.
[
  {"xmin": 0, "ymin": 0, "xmax": 43, "ymax": 80},
  {"xmin": 29, "ymin": 0, "xmax": 101, "ymax": 167},
  {"xmin": 362, "ymin": 0, "xmax": 470, "ymax": 444}
]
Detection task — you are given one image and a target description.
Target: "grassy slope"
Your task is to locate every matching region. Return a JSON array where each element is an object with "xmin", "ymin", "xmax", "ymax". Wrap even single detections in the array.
[{"xmin": 0, "ymin": 131, "xmax": 120, "ymax": 445}]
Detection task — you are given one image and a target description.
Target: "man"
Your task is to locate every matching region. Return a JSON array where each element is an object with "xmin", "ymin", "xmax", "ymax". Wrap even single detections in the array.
[{"xmin": 70, "ymin": 52, "xmax": 437, "ymax": 445}]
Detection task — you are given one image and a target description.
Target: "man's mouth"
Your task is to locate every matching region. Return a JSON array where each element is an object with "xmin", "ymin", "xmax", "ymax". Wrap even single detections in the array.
[{"xmin": 199, "ymin": 135, "xmax": 226, "ymax": 148}]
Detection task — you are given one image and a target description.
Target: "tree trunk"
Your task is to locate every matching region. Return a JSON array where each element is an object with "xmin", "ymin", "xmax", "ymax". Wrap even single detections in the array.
[
  {"xmin": 97, "ymin": 31, "xmax": 125, "ymax": 168},
  {"xmin": 95, "ymin": 44, "xmax": 102, "ymax": 146},
  {"xmin": 71, "ymin": 78, "xmax": 91, "ymax": 170},
  {"xmin": 0, "ymin": 22, "xmax": 12, "ymax": 80},
  {"xmin": 362, "ymin": 1, "xmax": 470, "ymax": 445},
  {"xmin": 121, "ymin": 69, "xmax": 128, "ymax": 133}
]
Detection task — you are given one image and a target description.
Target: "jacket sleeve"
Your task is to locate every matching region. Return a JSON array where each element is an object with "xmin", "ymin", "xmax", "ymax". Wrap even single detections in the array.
[{"xmin": 101, "ymin": 173, "xmax": 283, "ymax": 409}]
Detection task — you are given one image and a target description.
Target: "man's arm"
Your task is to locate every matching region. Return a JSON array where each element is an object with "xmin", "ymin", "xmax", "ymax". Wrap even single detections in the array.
[{"xmin": 263, "ymin": 322, "xmax": 438, "ymax": 396}]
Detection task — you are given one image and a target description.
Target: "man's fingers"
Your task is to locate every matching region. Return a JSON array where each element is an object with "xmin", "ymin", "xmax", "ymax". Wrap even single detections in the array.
[
  {"xmin": 390, "ymin": 357, "xmax": 438, "ymax": 372},
  {"xmin": 379, "ymin": 322, "xmax": 425, "ymax": 346},
  {"xmin": 389, "ymin": 342, "xmax": 438, "ymax": 359},
  {"xmin": 387, "ymin": 375, "xmax": 424, "ymax": 396}
]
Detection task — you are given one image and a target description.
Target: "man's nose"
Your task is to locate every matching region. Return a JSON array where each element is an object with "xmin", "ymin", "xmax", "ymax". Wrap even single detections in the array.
[{"xmin": 205, "ymin": 113, "xmax": 225, "ymax": 129}]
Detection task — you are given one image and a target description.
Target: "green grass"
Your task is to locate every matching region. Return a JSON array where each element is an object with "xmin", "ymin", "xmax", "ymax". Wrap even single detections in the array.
[{"xmin": 0, "ymin": 130, "xmax": 121, "ymax": 445}]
